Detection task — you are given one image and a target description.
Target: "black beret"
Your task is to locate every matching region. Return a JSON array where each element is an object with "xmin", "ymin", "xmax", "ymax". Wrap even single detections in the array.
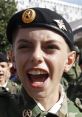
[
  {"xmin": 6, "ymin": 7, "xmax": 75, "ymax": 50},
  {"xmin": 0, "ymin": 52, "xmax": 8, "ymax": 62}
]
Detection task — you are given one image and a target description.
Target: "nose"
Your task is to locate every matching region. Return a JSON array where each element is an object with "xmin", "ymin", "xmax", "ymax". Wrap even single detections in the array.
[
  {"xmin": 31, "ymin": 46, "xmax": 43, "ymax": 65},
  {"xmin": 0, "ymin": 66, "xmax": 2, "ymax": 73},
  {"xmin": 0, "ymin": 66, "xmax": 2, "ymax": 70}
]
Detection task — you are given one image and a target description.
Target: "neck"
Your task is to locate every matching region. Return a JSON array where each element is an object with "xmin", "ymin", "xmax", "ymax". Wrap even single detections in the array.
[
  {"xmin": 36, "ymin": 89, "xmax": 60, "ymax": 111},
  {"xmin": 0, "ymin": 80, "xmax": 8, "ymax": 87}
]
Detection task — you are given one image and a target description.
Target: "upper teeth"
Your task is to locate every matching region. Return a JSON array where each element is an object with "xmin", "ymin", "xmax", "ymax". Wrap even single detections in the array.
[{"xmin": 28, "ymin": 70, "xmax": 46, "ymax": 75}]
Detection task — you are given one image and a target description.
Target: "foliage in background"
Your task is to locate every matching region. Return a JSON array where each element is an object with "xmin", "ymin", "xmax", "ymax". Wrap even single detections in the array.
[{"xmin": 0, "ymin": 0, "xmax": 17, "ymax": 52}]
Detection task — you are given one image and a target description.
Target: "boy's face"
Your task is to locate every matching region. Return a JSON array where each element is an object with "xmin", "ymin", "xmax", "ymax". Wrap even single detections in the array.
[
  {"xmin": 13, "ymin": 27, "xmax": 75, "ymax": 99},
  {"xmin": 0, "ymin": 62, "xmax": 11, "ymax": 86}
]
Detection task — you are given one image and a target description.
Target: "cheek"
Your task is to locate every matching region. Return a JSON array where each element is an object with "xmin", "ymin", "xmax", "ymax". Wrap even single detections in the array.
[
  {"xmin": 15, "ymin": 56, "xmax": 24, "ymax": 71},
  {"xmin": 14, "ymin": 54, "xmax": 24, "ymax": 76},
  {"xmin": 47, "ymin": 53, "xmax": 68, "ymax": 76},
  {"xmin": 14, "ymin": 53, "xmax": 30, "ymax": 78}
]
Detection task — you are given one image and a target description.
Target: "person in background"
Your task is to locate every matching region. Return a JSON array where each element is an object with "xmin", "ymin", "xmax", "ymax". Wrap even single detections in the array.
[
  {"xmin": 62, "ymin": 46, "xmax": 81, "ymax": 94},
  {"xmin": 0, "ymin": 7, "xmax": 82, "ymax": 117},
  {"xmin": 73, "ymin": 49, "xmax": 82, "ymax": 111},
  {"xmin": 62, "ymin": 46, "xmax": 82, "ymax": 112},
  {"xmin": 0, "ymin": 52, "xmax": 20, "ymax": 94}
]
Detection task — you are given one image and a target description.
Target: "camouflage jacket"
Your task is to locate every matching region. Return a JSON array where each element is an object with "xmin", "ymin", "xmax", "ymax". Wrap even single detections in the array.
[
  {"xmin": 6, "ymin": 80, "xmax": 21, "ymax": 94},
  {"xmin": 0, "ymin": 87, "xmax": 82, "ymax": 117},
  {"xmin": 0, "ymin": 80, "xmax": 21, "ymax": 94}
]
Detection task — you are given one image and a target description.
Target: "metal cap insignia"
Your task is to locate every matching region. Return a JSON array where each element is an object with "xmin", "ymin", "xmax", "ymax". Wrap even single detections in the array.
[
  {"xmin": 22, "ymin": 9, "xmax": 36, "ymax": 24},
  {"xmin": 54, "ymin": 19, "xmax": 67, "ymax": 31}
]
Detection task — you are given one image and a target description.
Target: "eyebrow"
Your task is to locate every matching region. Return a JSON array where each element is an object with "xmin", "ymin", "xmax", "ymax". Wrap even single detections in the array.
[
  {"xmin": 17, "ymin": 38, "xmax": 63, "ymax": 45},
  {"xmin": 43, "ymin": 39, "xmax": 63, "ymax": 45},
  {"xmin": 17, "ymin": 39, "xmax": 33, "ymax": 44}
]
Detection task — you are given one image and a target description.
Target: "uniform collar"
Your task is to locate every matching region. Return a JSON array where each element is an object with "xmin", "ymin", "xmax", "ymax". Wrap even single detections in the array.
[
  {"xmin": 21, "ymin": 85, "xmax": 68, "ymax": 117},
  {"xmin": 35, "ymin": 85, "xmax": 67, "ymax": 115},
  {"xmin": 0, "ymin": 81, "xmax": 8, "ymax": 87}
]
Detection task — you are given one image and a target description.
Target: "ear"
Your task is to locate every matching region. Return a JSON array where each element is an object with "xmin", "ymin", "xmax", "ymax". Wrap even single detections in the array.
[
  {"xmin": 8, "ymin": 62, "xmax": 13, "ymax": 68},
  {"xmin": 64, "ymin": 51, "xmax": 76, "ymax": 72},
  {"xmin": 8, "ymin": 48, "xmax": 16, "ymax": 69}
]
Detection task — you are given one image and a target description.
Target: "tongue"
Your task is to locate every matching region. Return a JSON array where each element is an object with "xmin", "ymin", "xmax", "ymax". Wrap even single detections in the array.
[{"xmin": 28, "ymin": 74, "xmax": 48, "ymax": 87}]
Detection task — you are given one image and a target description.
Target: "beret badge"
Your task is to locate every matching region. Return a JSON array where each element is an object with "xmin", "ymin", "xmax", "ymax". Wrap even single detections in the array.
[
  {"xmin": 22, "ymin": 9, "xmax": 36, "ymax": 24},
  {"xmin": 54, "ymin": 19, "xmax": 67, "ymax": 31}
]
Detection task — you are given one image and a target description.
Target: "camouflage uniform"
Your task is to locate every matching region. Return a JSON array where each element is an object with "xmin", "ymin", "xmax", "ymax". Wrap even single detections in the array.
[
  {"xmin": 0, "ymin": 87, "xmax": 82, "ymax": 117},
  {"xmin": 5, "ymin": 80, "xmax": 21, "ymax": 94},
  {"xmin": 61, "ymin": 46, "xmax": 81, "ymax": 100},
  {"xmin": 71, "ymin": 73, "xmax": 82, "ymax": 112},
  {"xmin": 62, "ymin": 62, "xmax": 81, "ymax": 100}
]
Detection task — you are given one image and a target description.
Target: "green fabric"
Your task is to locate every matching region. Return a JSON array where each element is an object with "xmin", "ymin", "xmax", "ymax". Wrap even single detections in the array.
[
  {"xmin": 68, "ymin": 99, "xmax": 82, "ymax": 117},
  {"xmin": 0, "ymin": 87, "xmax": 82, "ymax": 117},
  {"xmin": 6, "ymin": 80, "xmax": 21, "ymax": 94}
]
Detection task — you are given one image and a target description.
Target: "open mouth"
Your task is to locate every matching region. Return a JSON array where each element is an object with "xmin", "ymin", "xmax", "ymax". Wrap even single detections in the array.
[
  {"xmin": 0, "ymin": 74, "xmax": 3, "ymax": 77},
  {"xmin": 0, "ymin": 75, "xmax": 3, "ymax": 76},
  {"xmin": 27, "ymin": 69, "xmax": 49, "ymax": 87}
]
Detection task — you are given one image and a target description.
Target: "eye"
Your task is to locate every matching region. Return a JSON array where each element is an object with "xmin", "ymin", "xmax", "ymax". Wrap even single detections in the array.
[
  {"xmin": 42, "ymin": 44, "xmax": 60, "ymax": 54},
  {"xmin": 45, "ymin": 44, "xmax": 59, "ymax": 50},
  {"xmin": 18, "ymin": 44, "xmax": 28, "ymax": 49},
  {"xmin": 46, "ymin": 44, "xmax": 57, "ymax": 49},
  {"xmin": 17, "ymin": 43, "xmax": 33, "ymax": 50},
  {"xmin": 1, "ymin": 65, "xmax": 5, "ymax": 68}
]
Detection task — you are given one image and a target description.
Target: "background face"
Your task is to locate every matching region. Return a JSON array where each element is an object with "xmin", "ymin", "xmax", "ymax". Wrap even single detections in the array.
[
  {"xmin": 0, "ymin": 62, "xmax": 11, "ymax": 86},
  {"xmin": 13, "ymin": 27, "xmax": 72, "ymax": 99}
]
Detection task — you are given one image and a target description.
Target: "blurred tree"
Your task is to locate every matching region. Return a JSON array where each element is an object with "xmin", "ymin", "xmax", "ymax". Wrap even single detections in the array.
[{"xmin": 0, "ymin": 0, "xmax": 17, "ymax": 52}]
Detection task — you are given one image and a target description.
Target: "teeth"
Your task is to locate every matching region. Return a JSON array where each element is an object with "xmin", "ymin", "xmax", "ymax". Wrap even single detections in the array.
[{"xmin": 28, "ymin": 70, "xmax": 47, "ymax": 75}]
